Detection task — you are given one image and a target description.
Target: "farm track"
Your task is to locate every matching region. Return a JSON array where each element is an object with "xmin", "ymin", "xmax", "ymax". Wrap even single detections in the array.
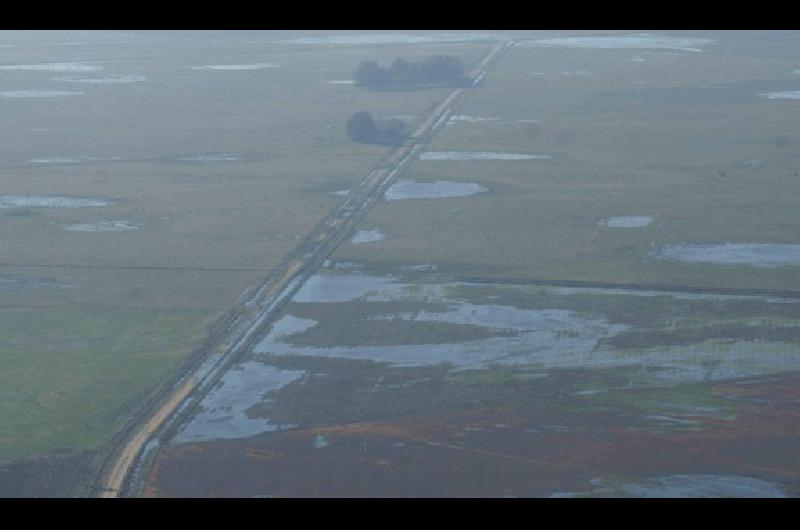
[{"xmin": 94, "ymin": 40, "xmax": 515, "ymax": 498}]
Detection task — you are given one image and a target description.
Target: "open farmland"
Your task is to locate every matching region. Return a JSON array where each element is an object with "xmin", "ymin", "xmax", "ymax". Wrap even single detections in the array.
[
  {"xmin": 4, "ymin": 30, "xmax": 800, "ymax": 498},
  {"xmin": 0, "ymin": 30, "xmax": 491, "ymax": 496},
  {"xmin": 336, "ymin": 32, "xmax": 800, "ymax": 291},
  {"xmin": 140, "ymin": 31, "xmax": 800, "ymax": 498}
]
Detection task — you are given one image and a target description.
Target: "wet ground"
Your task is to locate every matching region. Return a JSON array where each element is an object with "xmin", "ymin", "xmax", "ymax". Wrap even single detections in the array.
[
  {"xmin": 384, "ymin": 180, "xmax": 487, "ymax": 200},
  {"xmin": 652, "ymin": 243, "xmax": 800, "ymax": 267},
  {"xmin": 145, "ymin": 267, "xmax": 800, "ymax": 497},
  {"xmin": 0, "ymin": 195, "xmax": 112, "ymax": 208},
  {"xmin": 418, "ymin": 151, "xmax": 550, "ymax": 161}
]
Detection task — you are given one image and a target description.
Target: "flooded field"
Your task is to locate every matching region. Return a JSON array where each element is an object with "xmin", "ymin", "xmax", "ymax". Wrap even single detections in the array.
[
  {"xmin": 0, "ymin": 62, "xmax": 102, "ymax": 72},
  {"xmin": 175, "ymin": 153, "xmax": 243, "ymax": 162},
  {"xmin": 62, "ymin": 220, "xmax": 139, "ymax": 232},
  {"xmin": 384, "ymin": 180, "xmax": 487, "ymax": 200},
  {"xmin": 146, "ymin": 267, "xmax": 800, "ymax": 497},
  {"xmin": 527, "ymin": 33, "xmax": 713, "ymax": 52},
  {"xmin": 5, "ymin": 30, "xmax": 800, "ymax": 498},
  {"xmin": 419, "ymin": 151, "xmax": 550, "ymax": 161},
  {"xmin": 760, "ymin": 90, "xmax": 800, "ymax": 100},
  {"xmin": 0, "ymin": 30, "xmax": 490, "ymax": 496},
  {"xmin": 652, "ymin": 243, "xmax": 800, "ymax": 267},
  {"xmin": 189, "ymin": 63, "xmax": 281, "ymax": 71},
  {"xmin": 0, "ymin": 195, "xmax": 112, "ymax": 208},
  {"xmin": 553, "ymin": 474, "xmax": 788, "ymax": 498},
  {"xmin": 53, "ymin": 75, "xmax": 146, "ymax": 84},
  {"xmin": 350, "ymin": 229, "xmax": 386, "ymax": 244},
  {"xmin": 0, "ymin": 90, "xmax": 83, "ymax": 98},
  {"xmin": 173, "ymin": 362, "xmax": 304, "ymax": 444},
  {"xmin": 29, "ymin": 156, "xmax": 125, "ymax": 164},
  {"xmin": 285, "ymin": 33, "xmax": 507, "ymax": 45},
  {"xmin": 599, "ymin": 216, "xmax": 653, "ymax": 228},
  {"xmin": 446, "ymin": 115, "xmax": 501, "ymax": 125}
]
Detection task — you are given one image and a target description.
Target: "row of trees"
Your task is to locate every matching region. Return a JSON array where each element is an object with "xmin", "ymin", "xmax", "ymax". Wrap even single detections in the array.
[
  {"xmin": 354, "ymin": 56, "xmax": 466, "ymax": 89},
  {"xmin": 345, "ymin": 112, "xmax": 407, "ymax": 145}
]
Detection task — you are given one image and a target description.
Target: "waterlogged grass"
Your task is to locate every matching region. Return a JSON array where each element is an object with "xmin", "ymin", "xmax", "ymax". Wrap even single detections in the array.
[
  {"xmin": 0, "ymin": 307, "xmax": 214, "ymax": 460},
  {"xmin": 590, "ymin": 380, "xmax": 741, "ymax": 423}
]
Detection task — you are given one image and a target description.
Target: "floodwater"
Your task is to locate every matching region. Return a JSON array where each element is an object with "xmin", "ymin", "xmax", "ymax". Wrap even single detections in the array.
[
  {"xmin": 254, "ymin": 272, "xmax": 800, "ymax": 383},
  {"xmin": 528, "ymin": 33, "xmax": 713, "ymax": 52},
  {"xmin": 176, "ymin": 153, "xmax": 243, "ymax": 162},
  {"xmin": 254, "ymin": 310, "xmax": 625, "ymax": 371},
  {"xmin": 384, "ymin": 180, "xmax": 488, "ymax": 201},
  {"xmin": 29, "ymin": 156, "xmax": 125, "ymax": 164},
  {"xmin": 599, "ymin": 216, "xmax": 653, "ymax": 228},
  {"xmin": 0, "ymin": 62, "xmax": 102, "ymax": 72},
  {"xmin": 350, "ymin": 229, "xmax": 386, "ymax": 244},
  {"xmin": 285, "ymin": 33, "xmax": 506, "ymax": 45},
  {"xmin": 0, "ymin": 195, "xmax": 112, "ymax": 208},
  {"xmin": 52, "ymin": 75, "xmax": 146, "ymax": 84},
  {"xmin": 0, "ymin": 274, "xmax": 74, "ymax": 291},
  {"xmin": 189, "ymin": 64, "xmax": 280, "ymax": 71},
  {"xmin": 291, "ymin": 274, "xmax": 397, "ymax": 303},
  {"xmin": 62, "ymin": 221, "xmax": 139, "ymax": 232},
  {"xmin": 254, "ymin": 273, "xmax": 629, "ymax": 371},
  {"xmin": 419, "ymin": 151, "xmax": 550, "ymax": 161},
  {"xmin": 759, "ymin": 90, "xmax": 800, "ymax": 100},
  {"xmin": 0, "ymin": 90, "xmax": 83, "ymax": 98},
  {"xmin": 554, "ymin": 475, "xmax": 787, "ymax": 498},
  {"xmin": 652, "ymin": 243, "xmax": 800, "ymax": 267},
  {"xmin": 446, "ymin": 115, "xmax": 501, "ymax": 125},
  {"xmin": 152, "ymin": 263, "xmax": 800, "ymax": 497},
  {"xmin": 172, "ymin": 361, "xmax": 304, "ymax": 444}
]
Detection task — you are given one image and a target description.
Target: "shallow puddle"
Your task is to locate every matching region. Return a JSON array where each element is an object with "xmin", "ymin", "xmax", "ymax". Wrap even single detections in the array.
[
  {"xmin": 652, "ymin": 243, "xmax": 800, "ymax": 267},
  {"xmin": 189, "ymin": 64, "xmax": 280, "ymax": 70},
  {"xmin": 0, "ymin": 62, "xmax": 101, "ymax": 72},
  {"xmin": 554, "ymin": 474, "xmax": 787, "ymax": 498},
  {"xmin": 419, "ymin": 151, "xmax": 550, "ymax": 161},
  {"xmin": 446, "ymin": 115, "xmax": 501, "ymax": 125},
  {"xmin": 384, "ymin": 180, "xmax": 487, "ymax": 201},
  {"xmin": 176, "ymin": 153, "xmax": 243, "ymax": 162},
  {"xmin": 285, "ymin": 33, "xmax": 505, "ymax": 45},
  {"xmin": 62, "ymin": 220, "xmax": 139, "ymax": 232},
  {"xmin": 759, "ymin": 90, "xmax": 800, "ymax": 100},
  {"xmin": 0, "ymin": 274, "xmax": 74, "ymax": 291},
  {"xmin": 0, "ymin": 195, "xmax": 112, "ymax": 208},
  {"xmin": 0, "ymin": 90, "xmax": 83, "ymax": 98},
  {"xmin": 291, "ymin": 274, "xmax": 398, "ymax": 303},
  {"xmin": 29, "ymin": 156, "xmax": 124, "ymax": 164},
  {"xmin": 52, "ymin": 75, "xmax": 146, "ymax": 84},
  {"xmin": 351, "ymin": 229, "xmax": 386, "ymax": 244},
  {"xmin": 528, "ymin": 33, "xmax": 712, "ymax": 52},
  {"xmin": 599, "ymin": 216, "xmax": 653, "ymax": 228}
]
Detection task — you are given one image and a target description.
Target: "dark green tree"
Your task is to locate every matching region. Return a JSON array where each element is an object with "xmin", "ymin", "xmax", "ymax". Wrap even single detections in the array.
[{"xmin": 346, "ymin": 112, "xmax": 377, "ymax": 142}]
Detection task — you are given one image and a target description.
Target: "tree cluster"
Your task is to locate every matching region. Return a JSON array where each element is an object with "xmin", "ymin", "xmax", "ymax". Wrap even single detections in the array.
[
  {"xmin": 354, "ymin": 56, "xmax": 466, "ymax": 89},
  {"xmin": 346, "ymin": 112, "xmax": 407, "ymax": 145}
]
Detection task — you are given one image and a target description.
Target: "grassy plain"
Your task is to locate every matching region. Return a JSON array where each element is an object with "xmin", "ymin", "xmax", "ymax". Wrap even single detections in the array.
[
  {"xmin": 335, "ymin": 32, "xmax": 800, "ymax": 291},
  {"xmin": 0, "ymin": 30, "xmax": 490, "ymax": 494}
]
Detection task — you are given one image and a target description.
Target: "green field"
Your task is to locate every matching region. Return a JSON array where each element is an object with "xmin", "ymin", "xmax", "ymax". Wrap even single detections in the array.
[
  {"xmin": 0, "ymin": 306, "xmax": 215, "ymax": 459},
  {"xmin": 0, "ymin": 30, "xmax": 492, "ymax": 494},
  {"xmin": 335, "ymin": 35, "xmax": 800, "ymax": 291}
]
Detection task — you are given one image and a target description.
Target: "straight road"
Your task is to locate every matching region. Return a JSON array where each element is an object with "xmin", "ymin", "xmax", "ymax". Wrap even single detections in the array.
[{"xmin": 96, "ymin": 39, "xmax": 515, "ymax": 498}]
